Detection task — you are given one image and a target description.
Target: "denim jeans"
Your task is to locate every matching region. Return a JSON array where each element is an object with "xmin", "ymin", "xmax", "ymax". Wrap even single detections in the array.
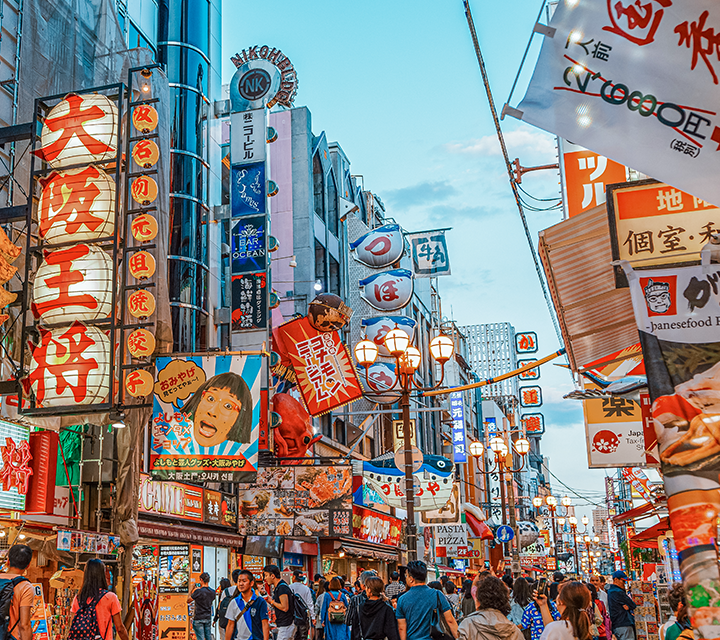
[
  {"xmin": 614, "ymin": 626, "xmax": 636, "ymax": 640},
  {"xmin": 193, "ymin": 619, "xmax": 213, "ymax": 640}
]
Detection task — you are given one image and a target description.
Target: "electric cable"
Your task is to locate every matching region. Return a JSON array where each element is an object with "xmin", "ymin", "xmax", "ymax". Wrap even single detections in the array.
[
  {"xmin": 517, "ymin": 184, "xmax": 562, "ymax": 203},
  {"xmin": 462, "ymin": 0, "xmax": 564, "ymax": 345}
]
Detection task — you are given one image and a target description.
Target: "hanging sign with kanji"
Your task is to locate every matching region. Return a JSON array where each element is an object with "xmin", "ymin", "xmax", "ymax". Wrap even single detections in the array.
[
  {"xmin": 0, "ymin": 420, "xmax": 31, "ymax": 510},
  {"xmin": 518, "ymin": 359, "xmax": 540, "ymax": 380},
  {"xmin": 131, "ymin": 213, "xmax": 159, "ymax": 242},
  {"xmin": 520, "ymin": 386, "xmax": 543, "ymax": 408},
  {"xmin": 128, "ymin": 289, "xmax": 156, "ymax": 319},
  {"xmin": 275, "ymin": 316, "xmax": 363, "ymax": 416},
  {"xmin": 350, "ymin": 224, "xmax": 405, "ymax": 269},
  {"xmin": 406, "ymin": 229, "xmax": 451, "ymax": 277},
  {"xmin": 230, "ymin": 109, "xmax": 266, "ymax": 166},
  {"xmin": 131, "ymin": 175, "xmax": 158, "ymax": 205},
  {"xmin": 514, "ymin": 0, "xmax": 720, "ymax": 208},
  {"xmin": 450, "ymin": 391, "xmax": 467, "ymax": 463},
  {"xmin": 132, "ymin": 104, "xmax": 159, "ymax": 133},
  {"xmin": 516, "ymin": 332, "xmax": 538, "ymax": 354},
  {"xmin": 231, "ymin": 272, "xmax": 267, "ymax": 330},
  {"xmin": 129, "ymin": 250, "xmax": 156, "ymax": 280},
  {"xmin": 358, "ymin": 268, "xmax": 414, "ymax": 311},
  {"xmin": 522, "ymin": 413, "xmax": 545, "ymax": 436},
  {"xmin": 132, "ymin": 139, "xmax": 160, "ymax": 168}
]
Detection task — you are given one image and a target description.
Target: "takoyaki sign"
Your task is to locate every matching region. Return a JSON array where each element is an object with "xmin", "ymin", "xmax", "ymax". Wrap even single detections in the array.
[{"xmin": 150, "ymin": 355, "xmax": 262, "ymax": 482}]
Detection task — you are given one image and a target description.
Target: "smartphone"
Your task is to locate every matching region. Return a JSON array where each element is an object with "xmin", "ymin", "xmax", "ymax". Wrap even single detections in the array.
[
  {"xmin": 537, "ymin": 578, "xmax": 548, "ymax": 597},
  {"xmin": 484, "ymin": 561, "xmax": 490, "ymax": 569}
]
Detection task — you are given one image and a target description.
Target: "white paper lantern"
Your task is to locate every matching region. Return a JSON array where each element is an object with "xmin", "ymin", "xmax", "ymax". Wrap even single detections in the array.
[
  {"xmin": 27, "ymin": 321, "xmax": 110, "ymax": 407},
  {"xmin": 37, "ymin": 93, "xmax": 119, "ymax": 168},
  {"xmin": 37, "ymin": 165, "xmax": 116, "ymax": 244},
  {"xmin": 32, "ymin": 243, "xmax": 113, "ymax": 325}
]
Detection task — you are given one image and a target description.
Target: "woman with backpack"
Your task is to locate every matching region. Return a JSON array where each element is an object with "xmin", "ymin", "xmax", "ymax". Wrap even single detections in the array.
[
  {"xmin": 315, "ymin": 579, "xmax": 328, "ymax": 640},
  {"xmin": 320, "ymin": 577, "xmax": 350, "ymax": 640},
  {"xmin": 68, "ymin": 559, "xmax": 129, "ymax": 640},
  {"xmin": 664, "ymin": 585, "xmax": 693, "ymax": 640}
]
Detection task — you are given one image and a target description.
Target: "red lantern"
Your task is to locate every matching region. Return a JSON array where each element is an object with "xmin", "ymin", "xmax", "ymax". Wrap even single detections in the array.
[
  {"xmin": 125, "ymin": 369, "xmax": 153, "ymax": 397},
  {"xmin": 128, "ymin": 289, "xmax": 156, "ymax": 318},
  {"xmin": 131, "ymin": 175, "xmax": 158, "ymax": 205},
  {"xmin": 131, "ymin": 139, "xmax": 159, "ymax": 168},
  {"xmin": 127, "ymin": 328, "xmax": 156, "ymax": 358},
  {"xmin": 132, "ymin": 105, "xmax": 159, "ymax": 133},
  {"xmin": 130, "ymin": 213, "xmax": 158, "ymax": 242},
  {"xmin": 128, "ymin": 250, "xmax": 156, "ymax": 280}
]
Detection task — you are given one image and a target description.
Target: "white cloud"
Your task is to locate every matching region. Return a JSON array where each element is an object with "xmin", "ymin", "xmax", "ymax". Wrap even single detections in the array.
[{"xmin": 444, "ymin": 126, "xmax": 556, "ymax": 158}]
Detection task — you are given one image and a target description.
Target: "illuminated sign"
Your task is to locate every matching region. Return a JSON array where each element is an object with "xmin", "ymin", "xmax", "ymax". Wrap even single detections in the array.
[
  {"xmin": 139, "ymin": 474, "xmax": 203, "ymax": 522},
  {"xmin": 0, "ymin": 420, "xmax": 30, "ymax": 511},
  {"xmin": 229, "ymin": 46, "xmax": 298, "ymax": 110}
]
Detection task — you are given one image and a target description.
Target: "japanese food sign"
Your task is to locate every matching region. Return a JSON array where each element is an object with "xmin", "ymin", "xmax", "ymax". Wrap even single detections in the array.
[
  {"xmin": 624, "ymin": 255, "xmax": 720, "ymax": 637},
  {"xmin": 238, "ymin": 465, "xmax": 352, "ymax": 537},
  {"xmin": 150, "ymin": 355, "xmax": 261, "ymax": 482}
]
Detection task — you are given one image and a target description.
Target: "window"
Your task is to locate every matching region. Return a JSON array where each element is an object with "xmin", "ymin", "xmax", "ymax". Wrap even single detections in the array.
[
  {"xmin": 128, "ymin": 20, "xmax": 157, "ymax": 58},
  {"xmin": 313, "ymin": 154, "xmax": 325, "ymax": 221},
  {"xmin": 364, "ymin": 436, "xmax": 375, "ymax": 458},
  {"xmin": 329, "ymin": 256, "xmax": 340, "ymax": 296},
  {"xmin": 327, "ymin": 170, "xmax": 338, "ymax": 236},
  {"xmin": 315, "ymin": 240, "xmax": 326, "ymax": 292},
  {"xmin": 333, "ymin": 418, "xmax": 346, "ymax": 446},
  {"xmin": 321, "ymin": 415, "xmax": 332, "ymax": 439}
]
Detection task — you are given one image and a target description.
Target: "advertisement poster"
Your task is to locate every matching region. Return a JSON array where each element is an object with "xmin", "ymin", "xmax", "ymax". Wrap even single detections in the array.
[
  {"xmin": 232, "ymin": 162, "xmax": 265, "ymax": 216},
  {"xmin": 231, "ymin": 272, "xmax": 268, "ymax": 331},
  {"xmin": 158, "ymin": 593, "xmax": 189, "ymax": 640},
  {"xmin": 133, "ymin": 579, "xmax": 158, "ymax": 640},
  {"xmin": 434, "ymin": 524, "xmax": 468, "ymax": 558},
  {"xmin": 624, "ymin": 256, "xmax": 720, "ymax": 636},
  {"xmin": 275, "ymin": 317, "xmax": 363, "ymax": 416},
  {"xmin": 150, "ymin": 355, "xmax": 261, "ymax": 482},
  {"xmin": 238, "ymin": 465, "xmax": 352, "ymax": 537},
  {"xmin": 353, "ymin": 506, "xmax": 403, "ymax": 546},
  {"xmin": 158, "ymin": 545, "xmax": 189, "ymax": 594},
  {"xmin": 30, "ymin": 584, "xmax": 49, "ymax": 640},
  {"xmin": 231, "ymin": 215, "xmax": 267, "ymax": 275}
]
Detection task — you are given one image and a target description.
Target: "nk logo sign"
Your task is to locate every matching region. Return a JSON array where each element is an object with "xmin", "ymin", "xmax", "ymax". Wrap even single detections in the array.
[{"xmin": 238, "ymin": 69, "xmax": 271, "ymax": 101}]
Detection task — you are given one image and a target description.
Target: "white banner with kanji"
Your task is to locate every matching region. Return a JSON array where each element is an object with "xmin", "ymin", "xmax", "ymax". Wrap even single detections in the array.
[{"xmin": 515, "ymin": 0, "xmax": 720, "ymax": 206}]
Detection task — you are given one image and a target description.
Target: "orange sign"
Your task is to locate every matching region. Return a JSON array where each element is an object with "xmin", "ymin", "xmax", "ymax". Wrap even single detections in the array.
[
  {"xmin": 128, "ymin": 289, "xmax": 156, "ymax": 318},
  {"xmin": 131, "ymin": 176, "xmax": 158, "ymax": 205},
  {"xmin": 130, "ymin": 213, "xmax": 158, "ymax": 242},
  {"xmin": 125, "ymin": 369, "xmax": 154, "ymax": 397},
  {"xmin": 563, "ymin": 143, "xmax": 626, "ymax": 218},
  {"xmin": 132, "ymin": 139, "xmax": 160, "ymax": 168},
  {"xmin": 128, "ymin": 328, "xmax": 156, "ymax": 358},
  {"xmin": 129, "ymin": 250, "xmax": 156, "ymax": 280},
  {"xmin": 132, "ymin": 105, "xmax": 159, "ymax": 133}
]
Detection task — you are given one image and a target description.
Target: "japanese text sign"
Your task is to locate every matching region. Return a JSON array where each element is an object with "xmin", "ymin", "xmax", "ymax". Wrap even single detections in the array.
[
  {"xmin": 522, "ymin": 412, "xmax": 545, "ymax": 435},
  {"xmin": 450, "ymin": 391, "xmax": 467, "ymax": 463},
  {"xmin": 0, "ymin": 420, "xmax": 30, "ymax": 511},
  {"xmin": 232, "ymin": 163, "xmax": 265, "ymax": 217},
  {"xmin": 350, "ymin": 224, "xmax": 405, "ymax": 269},
  {"xmin": 275, "ymin": 317, "xmax": 363, "ymax": 416},
  {"xmin": 515, "ymin": 332, "xmax": 538, "ymax": 353},
  {"xmin": 231, "ymin": 272, "xmax": 267, "ymax": 330},
  {"xmin": 353, "ymin": 506, "xmax": 402, "ymax": 546},
  {"xmin": 359, "ymin": 269, "xmax": 414, "ymax": 311},
  {"xmin": 515, "ymin": 0, "xmax": 720, "ymax": 208},
  {"xmin": 518, "ymin": 359, "xmax": 540, "ymax": 380},
  {"xmin": 231, "ymin": 216, "xmax": 267, "ymax": 274},
  {"xmin": 231, "ymin": 109, "xmax": 267, "ymax": 166},
  {"xmin": 406, "ymin": 230, "xmax": 451, "ymax": 277},
  {"xmin": 150, "ymin": 355, "xmax": 261, "ymax": 482},
  {"xmin": 520, "ymin": 385, "xmax": 543, "ymax": 407}
]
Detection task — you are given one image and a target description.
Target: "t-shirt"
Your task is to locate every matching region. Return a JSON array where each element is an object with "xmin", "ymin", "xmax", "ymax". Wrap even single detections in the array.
[
  {"xmin": 0, "ymin": 575, "xmax": 33, "ymax": 639},
  {"xmin": 521, "ymin": 601, "xmax": 561, "ymax": 640},
  {"xmin": 540, "ymin": 621, "xmax": 576, "ymax": 640},
  {"xmin": 226, "ymin": 590, "xmax": 269, "ymax": 640},
  {"xmin": 290, "ymin": 582, "xmax": 315, "ymax": 622},
  {"xmin": 273, "ymin": 580, "xmax": 295, "ymax": 628},
  {"xmin": 192, "ymin": 586, "xmax": 216, "ymax": 621},
  {"xmin": 396, "ymin": 585, "xmax": 451, "ymax": 640},
  {"xmin": 71, "ymin": 591, "xmax": 122, "ymax": 640}
]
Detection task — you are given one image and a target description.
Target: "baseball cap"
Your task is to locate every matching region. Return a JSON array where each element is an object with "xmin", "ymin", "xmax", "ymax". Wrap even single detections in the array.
[{"xmin": 612, "ymin": 570, "xmax": 629, "ymax": 580}]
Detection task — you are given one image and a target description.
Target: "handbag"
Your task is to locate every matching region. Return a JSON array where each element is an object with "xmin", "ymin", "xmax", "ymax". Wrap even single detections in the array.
[{"xmin": 430, "ymin": 591, "xmax": 455, "ymax": 640}]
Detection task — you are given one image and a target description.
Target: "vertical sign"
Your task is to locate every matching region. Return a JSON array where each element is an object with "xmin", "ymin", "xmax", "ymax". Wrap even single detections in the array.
[
  {"xmin": 450, "ymin": 391, "xmax": 467, "ymax": 463},
  {"xmin": 605, "ymin": 477, "xmax": 619, "ymax": 553}
]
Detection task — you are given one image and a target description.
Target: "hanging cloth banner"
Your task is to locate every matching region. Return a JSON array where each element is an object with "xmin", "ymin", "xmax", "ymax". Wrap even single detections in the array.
[
  {"xmin": 513, "ymin": 0, "xmax": 720, "ymax": 206},
  {"xmin": 622, "ymin": 247, "xmax": 720, "ymax": 638},
  {"xmin": 406, "ymin": 229, "xmax": 451, "ymax": 277}
]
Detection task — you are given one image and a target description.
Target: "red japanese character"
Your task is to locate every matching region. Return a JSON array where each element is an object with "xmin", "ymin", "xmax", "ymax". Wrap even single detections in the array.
[
  {"xmin": 38, "ymin": 166, "xmax": 107, "ymax": 238},
  {"xmin": 129, "ymin": 251, "xmax": 154, "ymax": 278},
  {"xmin": 374, "ymin": 281, "xmax": 399, "ymax": 302},
  {"xmin": 125, "ymin": 370, "xmax": 148, "ymax": 395},
  {"xmin": 426, "ymin": 482, "xmax": 440, "ymax": 496},
  {"xmin": 133, "ymin": 140, "xmax": 155, "ymax": 161},
  {"xmin": 128, "ymin": 330, "xmax": 151, "ymax": 355},
  {"xmin": 36, "ymin": 94, "xmax": 115, "ymax": 163},
  {"xmin": 133, "ymin": 105, "xmax": 158, "ymax": 128},
  {"xmin": 32, "ymin": 244, "xmax": 101, "ymax": 319},
  {"xmin": 0, "ymin": 438, "xmax": 33, "ymax": 494},
  {"xmin": 603, "ymin": 0, "xmax": 672, "ymax": 46}
]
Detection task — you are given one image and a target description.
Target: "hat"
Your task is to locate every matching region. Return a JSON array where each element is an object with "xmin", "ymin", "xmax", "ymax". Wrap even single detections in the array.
[
  {"xmin": 612, "ymin": 570, "xmax": 629, "ymax": 580},
  {"xmin": 553, "ymin": 572, "xmax": 564, "ymax": 582},
  {"xmin": 293, "ymin": 570, "xmax": 305, "ymax": 579}
]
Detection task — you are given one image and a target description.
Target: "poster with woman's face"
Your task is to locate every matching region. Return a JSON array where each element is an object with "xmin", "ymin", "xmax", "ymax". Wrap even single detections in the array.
[{"xmin": 150, "ymin": 355, "xmax": 261, "ymax": 482}]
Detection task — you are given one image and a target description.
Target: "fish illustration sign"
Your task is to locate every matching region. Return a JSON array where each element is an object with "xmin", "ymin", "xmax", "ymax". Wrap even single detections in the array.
[{"xmin": 359, "ymin": 269, "xmax": 414, "ymax": 312}]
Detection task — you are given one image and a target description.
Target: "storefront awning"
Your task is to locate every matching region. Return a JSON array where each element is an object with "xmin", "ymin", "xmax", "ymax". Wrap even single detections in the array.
[
  {"xmin": 538, "ymin": 203, "xmax": 638, "ymax": 371},
  {"xmin": 284, "ymin": 539, "xmax": 318, "ymax": 556},
  {"xmin": 628, "ymin": 518, "xmax": 669, "ymax": 548},
  {"xmin": 138, "ymin": 519, "xmax": 244, "ymax": 547},
  {"xmin": 325, "ymin": 538, "xmax": 399, "ymax": 562},
  {"xmin": 611, "ymin": 498, "xmax": 666, "ymax": 525}
]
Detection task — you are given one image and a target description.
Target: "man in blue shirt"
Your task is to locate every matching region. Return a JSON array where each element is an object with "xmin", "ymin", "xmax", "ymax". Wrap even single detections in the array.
[
  {"xmin": 607, "ymin": 570, "xmax": 637, "ymax": 640},
  {"xmin": 396, "ymin": 561, "xmax": 458, "ymax": 640},
  {"xmin": 520, "ymin": 593, "xmax": 560, "ymax": 640},
  {"xmin": 225, "ymin": 570, "xmax": 270, "ymax": 640}
]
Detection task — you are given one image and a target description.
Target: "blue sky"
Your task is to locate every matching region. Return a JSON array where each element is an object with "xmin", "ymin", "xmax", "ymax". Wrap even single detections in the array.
[{"xmin": 222, "ymin": 0, "xmax": 610, "ymax": 522}]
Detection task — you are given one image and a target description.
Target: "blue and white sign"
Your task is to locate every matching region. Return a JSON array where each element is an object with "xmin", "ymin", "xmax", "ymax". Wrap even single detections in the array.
[
  {"xmin": 496, "ymin": 525, "xmax": 515, "ymax": 543},
  {"xmin": 485, "ymin": 417, "xmax": 498, "ymax": 437},
  {"xmin": 406, "ymin": 229, "xmax": 451, "ymax": 277},
  {"xmin": 450, "ymin": 391, "xmax": 467, "ymax": 463},
  {"xmin": 231, "ymin": 109, "xmax": 266, "ymax": 166},
  {"xmin": 232, "ymin": 162, "xmax": 265, "ymax": 216},
  {"xmin": 231, "ymin": 215, "xmax": 267, "ymax": 274}
]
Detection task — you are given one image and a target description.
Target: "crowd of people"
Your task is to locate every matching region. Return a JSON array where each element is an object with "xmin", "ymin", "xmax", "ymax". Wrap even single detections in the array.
[{"xmin": 0, "ymin": 544, "xmax": 693, "ymax": 640}]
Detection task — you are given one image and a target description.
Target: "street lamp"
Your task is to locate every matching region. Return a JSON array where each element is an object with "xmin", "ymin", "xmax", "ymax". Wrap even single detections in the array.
[
  {"xmin": 469, "ymin": 440, "xmax": 484, "ymax": 459},
  {"xmin": 568, "ymin": 516, "xmax": 579, "ymax": 573},
  {"xmin": 532, "ymin": 496, "xmax": 543, "ymax": 508},
  {"xmin": 514, "ymin": 438, "xmax": 530, "ymax": 455},
  {"xmin": 355, "ymin": 328, "xmax": 454, "ymax": 562}
]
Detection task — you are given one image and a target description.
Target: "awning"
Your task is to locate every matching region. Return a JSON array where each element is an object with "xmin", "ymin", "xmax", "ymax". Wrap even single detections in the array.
[
  {"xmin": 628, "ymin": 518, "xmax": 670, "ymax": 548},
  {"xmin": 612, "ymin": 498, "xmax": 666, "ymax": 525},
  {"xmin": 321, "ymin": 538, "xmax": 399, "ymax": 562},
  {"xmin": 538, "ymin": 203, "xmax": 638, "ymax": 371},
  {"xmin": 138, "ymin": 519, "xmax": 244, "ymax": 547},
  {"xmin": 284, "ymin": 539, "xmax": 319, "ymax": 556}
]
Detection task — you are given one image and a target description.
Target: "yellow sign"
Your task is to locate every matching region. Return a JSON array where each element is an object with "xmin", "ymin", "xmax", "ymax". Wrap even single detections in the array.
[
  {"xmin": 158, "ymin": 593, "xmax": 189, "ymax": 640},
  {"xmin": 30, "ymin": 584, "xmax": 50, "ymax": 640}
]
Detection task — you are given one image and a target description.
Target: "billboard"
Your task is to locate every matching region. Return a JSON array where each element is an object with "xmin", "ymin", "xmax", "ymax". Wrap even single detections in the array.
[
  {"xmin": 150, "ymin": 355, "xmax": 261, "ymax": 482},
  {"xmin": 238, "ymin": 465, "xmax": 352, "ymax": 537}
]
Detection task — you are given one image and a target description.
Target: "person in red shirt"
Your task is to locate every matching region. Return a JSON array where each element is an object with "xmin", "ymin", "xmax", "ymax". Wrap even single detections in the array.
[
  {"xmin": 70, "ymin": 559, "xmax": 129, "ymax": 640},
  {"xmin": 0, "ymin": 544, "xmax": 34, "ymax": 640}
]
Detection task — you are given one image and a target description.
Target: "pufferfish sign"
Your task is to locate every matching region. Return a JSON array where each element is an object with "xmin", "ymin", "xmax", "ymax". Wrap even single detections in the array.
[{"xmin": 150, "ymin": 354, "xmax": 262, "ymax": 482}]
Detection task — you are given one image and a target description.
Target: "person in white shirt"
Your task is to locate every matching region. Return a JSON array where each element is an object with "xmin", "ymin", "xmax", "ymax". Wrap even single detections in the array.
[
  {"xmin": 290, "ymin": 570, "xmax": 316, "ymax": 639},
  {"xmin": 589, "ymin": 575, "xmax": 608, "ymax": 610},
  {"xmin": 538, "ymin": 581, "xmax": 592, "ymax": 640}
]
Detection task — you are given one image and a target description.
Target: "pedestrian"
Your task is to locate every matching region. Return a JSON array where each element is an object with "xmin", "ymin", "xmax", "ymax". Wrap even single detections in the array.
[
  {"xmin": 188, "ymin": 572, "xmax": 216, "ymax": 640},
  {"xmin": 549, "ymin": 573, "xmax": 565, "ymax": 602},
  {"xmin": 502, "ymin": 575, "xmax": 514, "ymax": 592},
  {"xmin": 538, "ymin": 581, "xmax": 592, "ymax": 640},
  {"xmin": 396, "ymin": 560, "xmax": 458, "ymax": 640},
  {"xmin": 428, "ymin": 581, "xmax": 444, "ymax": 592},
  {"xmin": 355, "ymin": 576, "xmax": 400, "ymax": 640},
  {"xmin": 345, "ymin": 570, "xmax": 378, "ymax": 639},
  {"xmin": 315, "ymin": 579, "xmax": 328, "ymax": 640},
  {"xmin": 461, "ymin": 579, "xmax": 476, "ymax": 619},
  {"xmin": 586, "ymin": 583, "xmax": 609, "ymax": 640},
  {"xmin": 660, "ymin": 584, "xmax": 683, "ymax": 640},
  {"xmin": 224, "ymin": 569, "xmax": 270, "ymax": 640},
  {"xmin": 320, "ymin": 577, "xmax": 350, "ymax": 640},
  {"xmin": 68, "ymin": 558, "xmax": 129, "ymax": 640},
  {"xmin": 457, "ymin": 574, "xmax": 523, "ymax": 640},
  {"xmin": 509, "ymin": 577, "xmax": 532, "ymax": 627},
  {"xmin": 520, "ymin": 582, "xmax": 561, "ymax": 640},
  {"xmin": 606, "ymin": 571, "xmax": 636, "ymax": 640},
  {"xmin": 445, "ymin": 582, "xmax": 460, "ymax": 618},
  {"xmin": 0, "ymin": 544, "xmax": 33, "ymax": 640},
  {"xmin": 217, "ymin": 571, "xmax": 241, "ymax": 633},
  {"xmin": 386, "ymin": 571, "xmax": 407, "ymax": 603},
  {"xmin": 264, "ymin": 565, "xmax": 296, "ymax": 640},
  {"xmin": 663, "ymin": 584, "xmax": 693, "ymax": 640},
  {"xmin": 290, "ymin": 570, "xmax": 315, "ymax": 640},
  {"xmin": 589, "ymin": 576, "xmax": 608, "ymax": 610}
]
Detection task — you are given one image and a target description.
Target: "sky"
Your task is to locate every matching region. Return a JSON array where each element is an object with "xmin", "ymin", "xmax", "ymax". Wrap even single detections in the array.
[{"xmin": 222, "ymin": 0, "xmax": 611, "ymax": 524}]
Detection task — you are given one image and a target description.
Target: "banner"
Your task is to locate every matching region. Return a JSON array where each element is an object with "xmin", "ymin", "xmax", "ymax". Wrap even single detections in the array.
[
  {"xmin": 238, "ymin": 465, "xmax": 352, "ymax": 537},
  {"xmin": 407, "ymin": 230, "xmax": 451, "ymax": 277},
  {"xmin": 353, "ymin": 506, "xmax": 403, "ymax": 546},
  {"xmin": 624, "ymin": 253, "xmax": 720, "ymax": 637},
  {"xmin": 150, "ymin": 355, "xmax": 261, "ymax": 482},
  {"xmin": 450, "ymin": 391, "xmax": 467, "ymax": 462},
  {"xmin": 515, "ymin": 0, "xmax": 720, "ymax": 207},
  {"xmin": 622, "ymin": 467, "xmax": 654, "ymax": 503},
  {"xmin": 434, "ymin": 524, "xmax": 468, "ymax": 558},
  {"xmin": 275, "ymin": 317, "xmax": 363, "ymax": 416}
]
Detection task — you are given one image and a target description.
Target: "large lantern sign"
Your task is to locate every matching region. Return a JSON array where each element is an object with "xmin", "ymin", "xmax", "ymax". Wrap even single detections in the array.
[
  {"xmin": 130, "ymin": 213, "xmax": 158, "ymax": 242},
  {"xmin": 131, "ymin": 175, "xmax": 158, "ymax": 205},
  {"xmin": 132, "ymin": 104, "xmax": 158, "ymax": 133},
  {"xmin": 128, "ymin": 251, "xmax": 156, "ymax": 280},
  {"xmin": 350, "ymin": 224, "xmax": 405, "ymax": 269},
  {"xmin": 125, "ymin": 369, "xmax": 153, "ymax": 397},
  {"xmin": 131, "ymin": 139, "xmax": 160, "ymax": 168},
  {"xmin": 358, "ymin": 269, "xmax": 414, "ymax": 312},
  {"xmin": 127, "ymin": 328, "xmax": 156, "ymax": 359},
  {"xmin": 35, "ymin": 93, "xmax": 119, "ymax": 168},
  {"xmin": 38, "ymin": 166, "xmax": 116, "ymax": 244},
  {"xmin": 26, "ymin": 322, "xmax": 111, "ymax": 407},
  {"xmin": 128, "ymin": 290, "xmax": 156, "ymax": 319},
  {"xmin": 32, "ymin": 244, "xmax": 113, "ymax": 325}
]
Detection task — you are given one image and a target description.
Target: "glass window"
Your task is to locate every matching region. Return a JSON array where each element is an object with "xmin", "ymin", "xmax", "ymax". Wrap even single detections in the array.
[
  {"xmin": 327, "ymin": 170, "xmax": 338, "ymax": 236},
  {"xmin": 333, "ymin": 419, "xmax": 346, "ymax": 446},
  {"xmin": 329, "ymin": 256, "xmax": 340, "ymax": 296},
  {"xmin": 313, "ymin": 154, "xmax": 325, "ymax": 221},
  {"xmin": 321, "ymin": 415, "xmax": 332, "ymax": 439},
  {"xmin": 315, "ymin": 240, "xmax": 326, "ymax": 292}
]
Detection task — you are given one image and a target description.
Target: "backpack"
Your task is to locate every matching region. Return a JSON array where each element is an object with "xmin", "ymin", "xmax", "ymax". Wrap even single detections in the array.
[
  {"xmin": 327, "ymin": 592, "xmax": 347, "ymax": 624},
  {"xmin": 218, "ymin": 588, "xmax": 239, "ymax": 629},
  {"xmin": 67, "ymin": 591, "xmax": 110, "ymax": 640},
  {"xmin": 0, "ymin": 576, "xmax": 28, "ymax": 640},
  {"xmin": 294, "ymin": 592, "xmax": 310, "ymax": 627}
]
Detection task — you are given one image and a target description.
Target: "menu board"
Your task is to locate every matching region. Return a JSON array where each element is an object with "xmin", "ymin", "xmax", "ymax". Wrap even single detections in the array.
[
  {"xmin": 132, "ymin": 545, "xmax": 159, "ymax": 586},
  {"xmin": 239, "ymin": 465, "xmax": 352, "ymax": 537},
  {"xmin": 158, "ymin": 545, "xmax": 190, "ymax": 594}
]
